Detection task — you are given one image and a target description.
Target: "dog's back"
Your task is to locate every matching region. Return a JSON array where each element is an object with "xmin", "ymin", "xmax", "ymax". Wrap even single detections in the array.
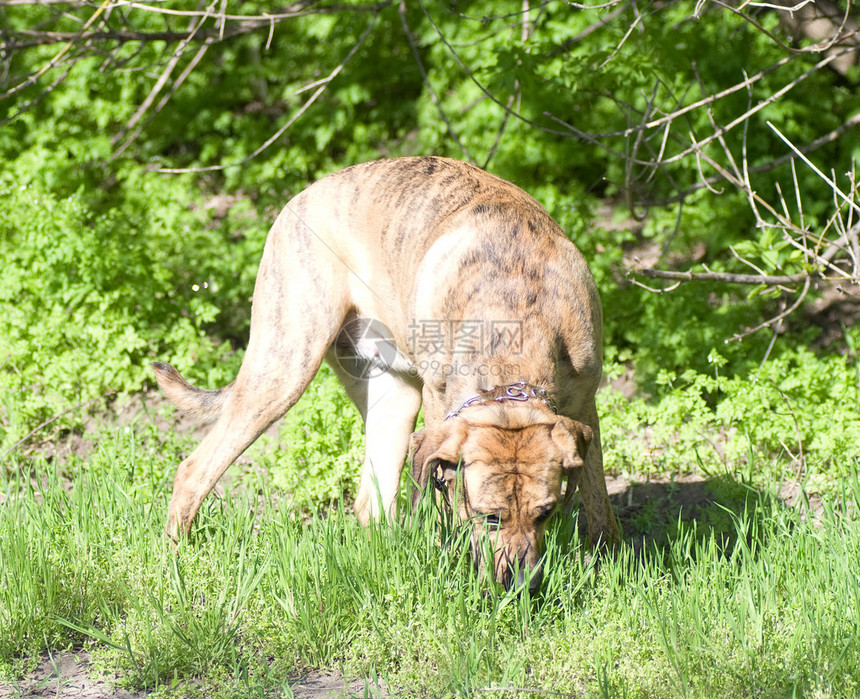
[{"xmin": 279, "ymin": 157, "xmax": 600, "ymax": 377}]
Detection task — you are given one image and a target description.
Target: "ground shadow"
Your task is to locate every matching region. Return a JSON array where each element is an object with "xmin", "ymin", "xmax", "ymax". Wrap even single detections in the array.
[{"xmin": 600, "ymin": 472, "xmax": 794, "ymax": 558}]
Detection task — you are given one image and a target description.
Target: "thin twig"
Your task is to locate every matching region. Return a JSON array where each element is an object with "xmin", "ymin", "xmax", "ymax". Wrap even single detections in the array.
[
  {"xmin": 0, "ymin": 2, "xmax": 389, "ymax": 50},
  {"xmin": 0, "ymin": 67, "xmax": 70, "ymax": 127},
  {"xmin": 416, "ymin": 0, "xmax": 629, "ymax": 160},
  {"xmin": 765, "ymin": 377, "xmax": 805, "ymax": 485},
  {"xmin": 449, "ymin": 0, "xmax": 556, "ymax": 22},
  {"xmin": 642, "ymin": 49, "xmax": 844, "ymax": 167},
  {"xmin": 627, "ymin": 275, "xmax": 682, "ymax": 293},
  {"xmin": 760, "ymin": 320, "xmax": 781, "ymax": 367},
  {"xmin": 482, "ymin": 93, "xmax": 515, "ymax": 169},
  {"xmin": 156, "ymin": 15, "xmax": 378, "ymax": 174},
  {"xmin": 0, "ymin": 0, "xmax": 111, "ymax": 103},
  {"xmin": 548, "ymin": 1, "xmax": 631, "ymax": 56},
  {"xmin": 645, "ymin": 112, "xmax": 860, "ymax": 206},
  {"xmin": 768, "ymin": 121, "xmax": 860, "ymax": 218},
  {"xmin": 1, "ymin": 391, "xmax": 116, "ymax": 460},
  {"xmin": 637, "ymin": 268, "xmax": 809, "ymax": 285},
  {"xmin": 636, "ymin": 93, "xmax": 857, "ymax": 303},
  {"xmin": 698, "ymin": 150, "xmax": 850, "ymax": 273},
  {"xmin": 0, "ymin": 0, "xmax": 82, "ymax": 4},
  {"xmin": 399, "ymin": 0, "xmax": 475, "ymax": 165},
  {"xmin": 590, "ymin": 53, "xmax": 798, "ymax": 139},
  {"xmin": 710, "ymin": 0, "xmax": 811, "ymax": 52},
  {"xmin": 726, "ymin": 276, "xmax": 812, "ymax": 342},
  {"xmin": 599, "ymin": 1, "xmax": 642, "ymax": 69},
  {"xmin": 112, "ymin": 0, "xmax": 217, "ymax": 157},
  {"xmin": 113, "ymin": 1, "xmax": 381, "ymax": 22},
  {"xmin": 746, "ymin": 0, "xmax": 814, "ymax": 10}
]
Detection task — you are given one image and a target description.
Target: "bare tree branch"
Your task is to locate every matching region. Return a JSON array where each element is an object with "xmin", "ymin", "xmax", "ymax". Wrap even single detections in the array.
[
  {"xmin": 398, "ymin": 0, "xmax": 475, "ymax": 166},
  {"xmin": 632, "ymin": 106, "xmax": 860, "ymax": 339},
  {"xmin": 416, "ymin": 0, "xmax": 631, "ymax": 160},
  {"xmin": 636, "ymin": 268, "xmax": 811, "ymax": 285},
  {"xmin": 154, "ymin": 14, "xmax": 379, "ymax": 174},
  {"xmin": 0, "ymin": 2, "xmax": 389, "ymax": 49},
  {"xmin": 727, "ymin": 276, "xmax": 812, "ymax": 342},
  {"xmin": 639, "ymin": 48, "xmax": 849, "ymax": 168},
  {"xmin": 645, "ymin": 112, "xmax": 860, "ymax": 206},
  {"xmin": 112, "ymin": 0, "xmax": 217, "ymax": 157},
  {"xmin": 0, "ymin": 0, "xmax": 110, "ymax": 103}
]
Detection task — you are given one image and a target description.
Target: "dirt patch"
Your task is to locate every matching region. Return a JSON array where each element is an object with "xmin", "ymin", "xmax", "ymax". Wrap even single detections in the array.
[
  {"xmin": 606, "ymin": 472, "xmax": 712, "ymax": 511},
  {"xmin": 605, "ymin": 472, "xmax": 715, "ymax": 548},
  {"xmin": 604, "ymin": 471, "xmax": 824, "ymax": 554},
  {"xmin": 0, "ymin": 651, "xmax": 141, "ymax": 699},
  {"xmin": 805, "ymin": 284, "xmax": 860, "ymax": 349},
  {"xmin": 0, "ymin": 652, "xmax": 388, "ymax": 698},
  {"xmin": 292, "ymin": 671, "xmax": 388, "ymax": 698}
]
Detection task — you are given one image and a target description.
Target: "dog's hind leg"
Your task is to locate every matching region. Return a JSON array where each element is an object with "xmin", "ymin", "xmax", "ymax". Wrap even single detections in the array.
[
  {"xmin": 327, "ymin": 356, "xmax": 422, "ymax": 524},
  {"xmin": 164, "ymin": 224, "xmax": 349, "ymax": 541}
]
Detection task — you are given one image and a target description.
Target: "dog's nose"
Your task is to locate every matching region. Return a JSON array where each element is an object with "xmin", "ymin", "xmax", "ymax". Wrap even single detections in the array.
[{"xmin": 506, "ymin": 561, "xmax": 542, "ymax": 594}]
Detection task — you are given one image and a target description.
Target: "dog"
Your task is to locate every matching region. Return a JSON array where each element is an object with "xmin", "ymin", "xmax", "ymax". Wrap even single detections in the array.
[{"xmin": 153, "ymin": 156, "xmax": 619, "ymax": 591}]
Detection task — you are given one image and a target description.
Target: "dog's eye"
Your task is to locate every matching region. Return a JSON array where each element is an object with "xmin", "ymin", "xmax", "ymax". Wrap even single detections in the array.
[
  {"xmin": 535, "ymin": 507, "xmax": 554, "ymax": 524},
  {"xmin": 482, "ymin": 513, "xmax": 502, "ymax": 528}
]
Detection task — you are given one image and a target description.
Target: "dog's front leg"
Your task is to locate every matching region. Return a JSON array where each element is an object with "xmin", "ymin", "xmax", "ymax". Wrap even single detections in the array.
[
  {"xmin": 329, "ymin": 356, "xmax": 423, "ymax": 524},
  {"xmin": 576, "ymin": 402, "xmax": 620, "ymax": 548}
]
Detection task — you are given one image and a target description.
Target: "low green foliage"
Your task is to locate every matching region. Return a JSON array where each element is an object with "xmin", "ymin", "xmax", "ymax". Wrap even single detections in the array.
[
  {"xmin": 246, "ymin": 365, "xmax": 365, "ymax": 513},
  {"xmin": 0, "ymin": 165, "xmax": 257, "ymax": 448},
  {"xmin": 2, "ymin": 436, "xmax": 859, "ymax": 697},
  {"xmin": 600, "ymin": 338, "xmax": 860, "ymax": 480}
]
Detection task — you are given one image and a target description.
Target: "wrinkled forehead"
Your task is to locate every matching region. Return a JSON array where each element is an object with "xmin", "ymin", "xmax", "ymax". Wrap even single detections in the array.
[
  {"xmin": 460, "ymin": 423, "xmax": 560, "ymax": 466},
  {"xmin": 463, "ymin": 464, "xmax": 563, "ymax": 504},
  {"xmin": 459, "ymin": 425, "xmax": 565, "ymax": 506}
]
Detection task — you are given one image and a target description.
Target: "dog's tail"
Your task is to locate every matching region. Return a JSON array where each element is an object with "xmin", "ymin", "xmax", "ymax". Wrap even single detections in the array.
[{"xmin": 151, "ymin": 362, "xmax": 233, "ymax": 425}]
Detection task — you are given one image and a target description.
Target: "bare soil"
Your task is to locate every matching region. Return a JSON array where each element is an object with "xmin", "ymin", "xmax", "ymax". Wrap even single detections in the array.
[
  {"xmin": 1, "ymin": 651, "xmax": 384, "ymax": 698},
  {"xmin": 0, "ymin": 651, "xmax": 140, "ymax": 699}
]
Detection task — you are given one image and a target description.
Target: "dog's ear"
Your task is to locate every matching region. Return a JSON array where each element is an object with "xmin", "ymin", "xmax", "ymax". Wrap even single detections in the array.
[
  {"xmin": 409, "ymin": 420, "xmax": 468, "ymax": 509},
  {"xmin": 551, "ymin": 417, "xmax": 593, "ymax": 470}
]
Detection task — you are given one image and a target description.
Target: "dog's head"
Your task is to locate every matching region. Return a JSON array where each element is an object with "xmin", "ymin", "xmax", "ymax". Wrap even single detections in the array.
[{"xmin": 410, "ymin": 403, "xmax": 591, "ymax": 593}]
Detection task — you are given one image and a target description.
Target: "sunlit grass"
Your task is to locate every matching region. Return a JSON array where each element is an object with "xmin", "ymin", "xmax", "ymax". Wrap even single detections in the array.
[{"xmin": 2, "ymin": 430, "xmax": 860, "ymax": 697}]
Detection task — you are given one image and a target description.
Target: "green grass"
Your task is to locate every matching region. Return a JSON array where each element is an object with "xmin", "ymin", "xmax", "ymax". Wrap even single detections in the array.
[{"xmin": 2, "ymin": 428, "xmax": 859, "ymax": 697}]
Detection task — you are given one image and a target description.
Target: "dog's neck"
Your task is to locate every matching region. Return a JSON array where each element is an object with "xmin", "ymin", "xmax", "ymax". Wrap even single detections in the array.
[
  {"xmin": 438, "ymin": 354, "xmax": 560, "ymax": 422},
  {"xmin": 445, "ymin": 382, "xmax": 558, "ymax": 419},
  {"xmin": 414, "ymin": 314, "xmax": 563, "ymax": 421}
]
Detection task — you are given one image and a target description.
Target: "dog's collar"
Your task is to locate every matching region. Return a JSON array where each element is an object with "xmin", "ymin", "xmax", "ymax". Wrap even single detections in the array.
[{"xmin": 445, "ymin": 382, "xmax": 558, "ymax": 420}]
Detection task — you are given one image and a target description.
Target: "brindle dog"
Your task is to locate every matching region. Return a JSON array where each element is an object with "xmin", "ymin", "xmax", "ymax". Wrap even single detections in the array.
[{"xmin": 153, "ymin": 156, "xmax": 619, "ymax": 591}]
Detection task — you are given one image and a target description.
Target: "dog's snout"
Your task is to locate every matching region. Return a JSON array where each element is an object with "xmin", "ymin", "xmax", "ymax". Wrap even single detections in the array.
[
  {"xmin": 497, "ymin": 551, "xmax": 543, "ymax": 593},
  {"xmin": 515, "ymin": 561, "xmax": 543, "ymax": 594}
]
